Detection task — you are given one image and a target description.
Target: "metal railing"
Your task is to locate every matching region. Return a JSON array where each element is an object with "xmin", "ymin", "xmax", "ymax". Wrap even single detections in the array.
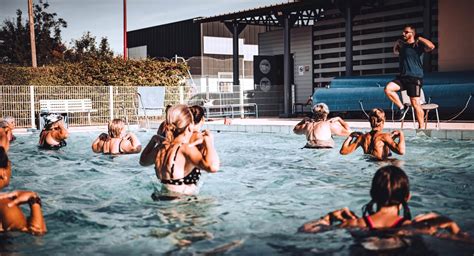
[{"xmin": 1, "ymin": 82, "xmax": 257, "ymax": 128}]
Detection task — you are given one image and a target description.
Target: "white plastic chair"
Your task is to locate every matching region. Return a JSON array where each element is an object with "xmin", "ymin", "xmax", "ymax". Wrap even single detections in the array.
[{"xmin": 401, "ymin": 89, "xmax": 439, "ymax": 129}]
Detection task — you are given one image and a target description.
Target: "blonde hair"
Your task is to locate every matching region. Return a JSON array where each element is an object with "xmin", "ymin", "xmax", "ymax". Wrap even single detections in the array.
[
  {"xmin": 163, "ymin": 104, "xmax": 193, "ymax": 141},
  {"xmin": 368, "ymin": 108, "xmax": 385, "ymax": 128},
  {"xmin": 108, "ymin": 119, "xmax": 125, "ymax": 138}
]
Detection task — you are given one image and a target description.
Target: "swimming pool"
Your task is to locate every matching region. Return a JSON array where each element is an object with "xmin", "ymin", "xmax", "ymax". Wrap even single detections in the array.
[{"xmin": 2, "ymin": 131, "xmax": 473, "ymax": 255}]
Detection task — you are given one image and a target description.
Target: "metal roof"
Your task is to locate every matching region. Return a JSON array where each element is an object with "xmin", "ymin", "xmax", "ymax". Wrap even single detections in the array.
[{"xmin": 194, "ymin": 0, "xmax": 335, "ymax": 26}]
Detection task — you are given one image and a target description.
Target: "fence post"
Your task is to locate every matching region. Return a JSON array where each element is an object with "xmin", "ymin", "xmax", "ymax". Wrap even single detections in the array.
[
  {"xmin": 239, "ymin": 84, "xmax": 244, "ymax": 118},
  {"xmin": 30, "ymin": 85, "xmax": 36, "ymax": 129},
  {"xmin": 109, "ymin": 86, "xmax": 114, "ymax": 119},
  {"xmin": 179, "ymin": 84, "xmax": 184, "ymax": 104}
]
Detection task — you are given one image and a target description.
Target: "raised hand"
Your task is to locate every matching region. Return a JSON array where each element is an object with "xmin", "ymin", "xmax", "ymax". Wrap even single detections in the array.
[
  {"xmin": 0, "ymin": 190, "xmax": 40, "ymax": 208},
  {"xmin": 350, "ymin": 131, "xmax": 363, "ymax": 138},
  {"xmin": 391, "ymin": 130, "xmax": 401, "ymax": 138}
]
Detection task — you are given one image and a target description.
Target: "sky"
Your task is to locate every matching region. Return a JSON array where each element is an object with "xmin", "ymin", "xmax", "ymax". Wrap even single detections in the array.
[{"xmin": 0, "ymin": 0, "xmax": 285, "ymax": 55}]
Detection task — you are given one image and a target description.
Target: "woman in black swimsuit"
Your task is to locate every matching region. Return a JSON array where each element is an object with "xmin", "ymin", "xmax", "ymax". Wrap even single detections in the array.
[
  {"xmin": 92, "ymin": 119, "xmax": 141, "ymax": 154},
  {"xmin": 154, "ymin": 104, "xmax": 219, "ymax": 197},
  {"xmin": 38, "ymin": 114, "xmax": 68, "ymax": 150},
  {"xmin": 299, "ymin": 166, "xmax": 467, "ymax": 240}
]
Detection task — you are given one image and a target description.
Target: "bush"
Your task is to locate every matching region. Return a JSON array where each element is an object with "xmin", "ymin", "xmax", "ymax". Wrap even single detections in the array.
[{"xmin": 0, "ymin": 57, "xmax": 188, "ymax": 87}]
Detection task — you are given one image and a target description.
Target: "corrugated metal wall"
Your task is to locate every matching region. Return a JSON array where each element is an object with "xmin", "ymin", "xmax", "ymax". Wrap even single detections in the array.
[
  {"xmin": 202, "ymin": 22, "xmax": 266, "ymax": 44},
  {"xmin": 127, "ymin": 19, "xmax": 201, "ymax": 59}
]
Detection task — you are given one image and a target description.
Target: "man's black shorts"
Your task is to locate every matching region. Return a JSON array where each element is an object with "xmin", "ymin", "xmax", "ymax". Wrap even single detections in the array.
[{"xmin": 391, "ymin": 76, "xmax": 423, "ymax": 97}]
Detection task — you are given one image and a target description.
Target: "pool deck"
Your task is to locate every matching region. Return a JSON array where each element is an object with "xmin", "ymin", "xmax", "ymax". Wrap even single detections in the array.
[
  {"xmin": 202, "ymin": 118, "xmax": 474, "ymax": 140},
  {"xmin": 13, "ymin": 118, "xmax": 474, "ymax": 140}
]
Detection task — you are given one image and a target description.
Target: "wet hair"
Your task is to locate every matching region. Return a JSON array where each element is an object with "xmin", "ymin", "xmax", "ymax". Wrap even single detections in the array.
[
  {"xmin": 368, "ymin": 108, "xmax": 385, "ymax": 129},
  {"xmin": 108, "ymin": 119, "xmax": 125, "ymax": 138},
  {"xmin": 362, "ymin": 165, "xmax": 412, "ymax": 220},
  {"xmin": 0, "ymin": 147, "xmax": 8, "ymax": 168},
  {"xmin": 163, "ymin": 104, "xmax": 193, "ymax": 141},
  {"xmin": 312, "ymin": 103, "xmax": 329, "ymax": 121},
  {"xmin": 189, "ymin": 105, "xmax": 205, "ymax": 124}
]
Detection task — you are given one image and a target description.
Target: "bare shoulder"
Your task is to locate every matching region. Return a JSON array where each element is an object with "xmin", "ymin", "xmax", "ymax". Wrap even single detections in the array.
[{"xmin": 341, "ymin": 217, "xmax": 366, "ymax": 228}]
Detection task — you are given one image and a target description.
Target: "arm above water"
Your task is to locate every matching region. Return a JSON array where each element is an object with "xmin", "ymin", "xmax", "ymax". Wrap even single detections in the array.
[
  {"xmin": 293, "ymin": 118, "xmax": 311, "ymax": 135},
  {"xmin": 329, "ymin": 117, "xmax": 352, "ymax": 137},
  {"xmin": 91, "ymin": 133, "xmax": 108, "ymax": 153},
  {"xmin": 183, "ymin": 130, "xmax": 219, "ymax": 173},
  {"xmin": 299, "ymin": 207, "xmax": 360, "ymax": 233},
  {"xmin": 0, "ymin": 190, "xmax": 47, "ymax": 235},
  {"xmin": 50, "ymin": 121, "xmax": 69, "ymax": 141},
  {"xmin": 340, "ymin": 132, "xmax": 363, "ymax": 155},
  {"xmin": 139, "ymin": 135, "xmax": 163, "ymax": 166},
  {"xmin": 121, "ymin": 132, "xmax": 142, "ymax": 154},
  {"xmin": 383, "ymin": 130, "xmax": 405, "ymax": 155}
]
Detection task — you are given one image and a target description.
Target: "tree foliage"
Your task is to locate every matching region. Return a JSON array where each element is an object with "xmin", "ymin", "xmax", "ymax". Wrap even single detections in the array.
[
  {"xmin": 0, "ymin": 0, "xmax": 67, "ymax": 65},
  {"xmin": 64, "ymin": 32, "xmax": 114, "ymax": 62}
]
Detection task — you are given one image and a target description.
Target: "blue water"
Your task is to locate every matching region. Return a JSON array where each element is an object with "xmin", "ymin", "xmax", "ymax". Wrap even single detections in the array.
[{"xmin": 1, "ymin": 130, "xmax": 474, "ymax": 255}]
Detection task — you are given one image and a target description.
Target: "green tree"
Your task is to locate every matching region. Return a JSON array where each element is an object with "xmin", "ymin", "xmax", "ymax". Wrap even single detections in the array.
[
  {"xmin": 0, "ymin": 0, "xmax": 67, "ymax": 65},
  {"xmin": 64, "ymin": 32, "xmax": 114, "ymax": 62}
]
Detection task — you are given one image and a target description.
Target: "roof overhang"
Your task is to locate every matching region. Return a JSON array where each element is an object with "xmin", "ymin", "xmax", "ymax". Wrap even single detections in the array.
[
  {"xmin": 194, "ymin": 0, "xmax": 335, "ymax": 27},
  {"xmin": 194, "ymin": 0, "xmax": 384, "ymax": 27}
]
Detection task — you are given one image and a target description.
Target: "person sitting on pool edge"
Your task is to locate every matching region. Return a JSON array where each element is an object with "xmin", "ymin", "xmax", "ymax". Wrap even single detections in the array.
[
  {"xmin": 340, "ymin": 108, "xmax": 405, "ymax": 161},
  {"xmin": 299, "ymin": 165, "xmax": 468, "ymax": 240},
  {"xmin": 38, "ymin": 113, "xmax": 69, "ymax": 150},
  {"xmin": 293, "ymin": 103, "xmax": 352, "ymax": 148},
  {"xmin": 1, "ymin": 116, "xmax": 16, "ymax": 142},
  {"xmin": 0, "ymin": 146, "xmax": 47, "ymax": 235},
  {"xmin": 154, "ymin": 104, "xmax": 219, "ymax": 197},
  {"xmin": 92, "ymin": 118, "xmax": 142, "ymax": 154}
]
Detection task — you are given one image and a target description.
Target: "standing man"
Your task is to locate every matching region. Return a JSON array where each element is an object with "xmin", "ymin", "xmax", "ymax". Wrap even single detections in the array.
[{"xmin": 384, "ymin": 25, "xmax": 435, "ymax": 129}]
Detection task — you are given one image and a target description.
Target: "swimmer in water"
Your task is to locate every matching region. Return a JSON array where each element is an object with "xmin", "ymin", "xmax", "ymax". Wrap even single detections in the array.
[{"xmin": 299, "ymin": 165, "xmax": 468, "ymax": 240}]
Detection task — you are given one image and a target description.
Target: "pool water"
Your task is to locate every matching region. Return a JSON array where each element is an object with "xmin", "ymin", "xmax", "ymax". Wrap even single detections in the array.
[{"xmin": 1, "ymin": 130, "xmax": 473, "ymax": 255}]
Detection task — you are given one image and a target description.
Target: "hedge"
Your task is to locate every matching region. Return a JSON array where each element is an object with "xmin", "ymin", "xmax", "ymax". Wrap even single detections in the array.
[{"xmin": 0, "ymin": 57, "xmax": 189, "ymax": 87}]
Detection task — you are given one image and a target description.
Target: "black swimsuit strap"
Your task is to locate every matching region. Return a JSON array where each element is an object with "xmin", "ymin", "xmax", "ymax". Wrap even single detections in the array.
[
  {"xmin": 169, "ymin": 145, "xmax": 181, "ymax": 179},
  {"xmin": 118, "ymin": 139, "xmax": 125, "ymax": 154}
]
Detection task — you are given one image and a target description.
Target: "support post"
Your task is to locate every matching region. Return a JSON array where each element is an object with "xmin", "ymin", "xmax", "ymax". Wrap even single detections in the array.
[
  {"xmin": 224, "ymin": 22, "xmax": 246, "ymax": 87},
  {"xmin": 179, "ymin": 85, "xmax": 184, "ymax": 104},
  {"xmin": 27, "ymin": 0, "xmax": 37, "ymax": 68},
  {"xmin": 282, "ymin": 14, "xmax": 291, "ymax": 116},
  {"xmin": 232, "ymin": 22, "xmax": 240, "ymax": 86},
  {"xmin": 30, "ymin": 85, "xmax": 36, "ymax": 129},
  {"xmin": 123, "ymin": 0, "xmax": 128, "ymax": 60},
  {"xmin": 109, "ymin": 86, "xmax": 114, "ymax": 119}
]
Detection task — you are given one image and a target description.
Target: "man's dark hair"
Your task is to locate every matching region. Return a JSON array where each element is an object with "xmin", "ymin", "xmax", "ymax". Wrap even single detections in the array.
[{"xmin": 404, "ymin": 25, "xmax": 416, "ymax": 33}]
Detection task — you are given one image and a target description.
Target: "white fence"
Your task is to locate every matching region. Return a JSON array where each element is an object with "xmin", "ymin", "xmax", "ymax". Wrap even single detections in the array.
[
  {"xmin": 0, "ymin": 83, "xmax": 256, "ymax": 129},
  {"xmin": 0, "ymin": 85, "xmax": 187, "ymax": 128}
]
